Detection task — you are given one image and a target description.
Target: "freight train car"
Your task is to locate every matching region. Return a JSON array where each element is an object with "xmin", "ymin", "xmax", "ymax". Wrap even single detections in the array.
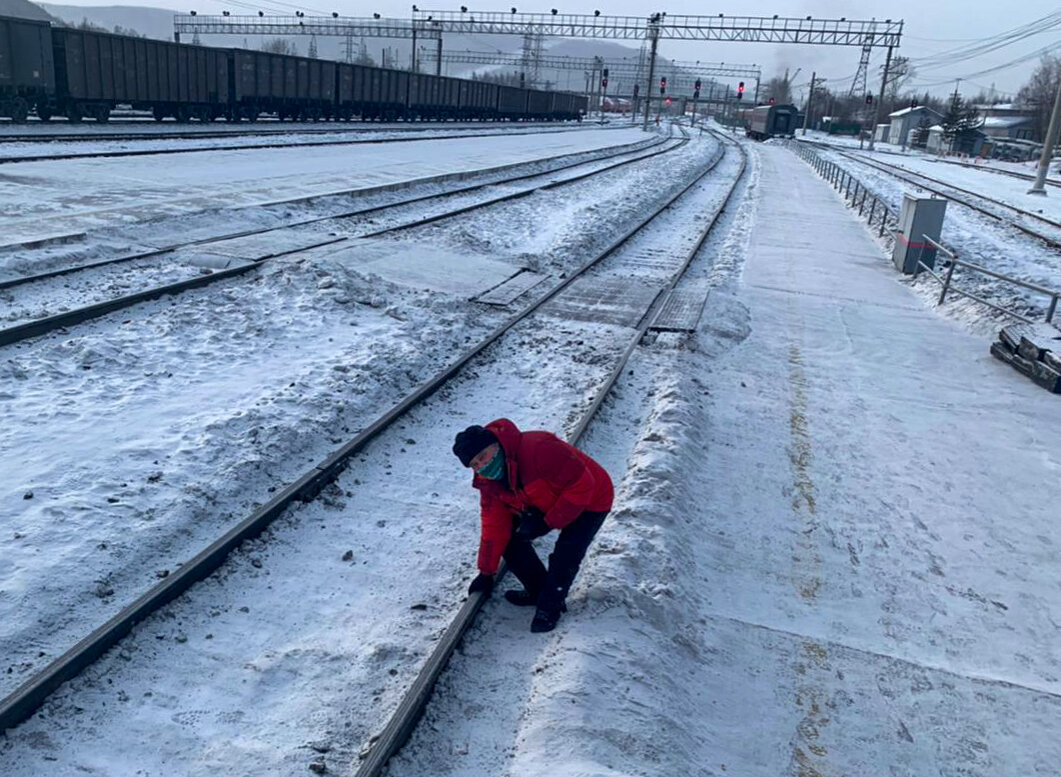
[
  {"xmin": 0, "ymin": 13, "xmax": 586, "ymax": 124},
  {"xmin": 231, "ymin": 50, "xmax": 334, "ymax": 121},
  {"xmin": 496, "ymin": 84, "xmax": 530, "ymax": 119},
  {"xmin": 458, "ymin": 79, "xmax": 497, "ymax": 120},
  {"xmin": 0, "ymin": 15, "xmax": 53, "ymax": 122},
  {"xmin": 47, "ymin": 27, "xmax": 229, "ymax": 122},
  {"xmin": 746, "ymin": 103, "xmax": 799, "ymax": 140},
  {"xmin": 526, "ymin": 88, "xmax": 551, "ymax": 120}
]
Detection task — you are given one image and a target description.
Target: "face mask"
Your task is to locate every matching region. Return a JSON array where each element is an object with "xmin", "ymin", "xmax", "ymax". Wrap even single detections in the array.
[{"xmin": 477, "ymin": 449, "xmax": 505, "ymax": 480}]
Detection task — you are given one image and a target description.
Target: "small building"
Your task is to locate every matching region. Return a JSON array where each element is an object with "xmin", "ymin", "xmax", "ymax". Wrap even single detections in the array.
[
  {"xmin": 926, "ymin": 124, "xmax": 987, "ymax": 156},
  {"xmin": 888, "ymin": 106, "xmax": 943, "ymax": 147},
  {"xmin": 980, "ymin": 115, "xmax": 1036, "ymax": 140},
  {"xmin": 874, "ymin": 123, "xmax": 890, "ymax": 143}
]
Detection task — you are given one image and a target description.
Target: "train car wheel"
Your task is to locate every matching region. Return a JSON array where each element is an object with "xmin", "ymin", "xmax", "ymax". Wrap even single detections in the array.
[
  {"xmin": 196, "ymin": 106, "xmax": 212, "ymax": 122},
  {"xmin": 153, "ymin": 106, "xmax": 166, "ymax": 122},
  {"xmin": 36, "ymin": 105, "xmax": 52, "ymax": 122},
  {"xmin": 92, "ymin": 105, "xmax": 110, "ymax": 123},
  {"xmin": 10, "ymin": 98, "xmax": 29, "ymax": 124},
  {"xmin": 66, "ymin": 104, "xmax": 83, "ymax": 123},
  {"xmin": 175, "ymin": 106, "xmax": 191, "ymax": 123}
]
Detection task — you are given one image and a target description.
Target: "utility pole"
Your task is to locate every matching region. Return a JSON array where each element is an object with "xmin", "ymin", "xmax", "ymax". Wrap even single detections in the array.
[
  {"xmin": 868, "ymin": 36, "xmax": 897, "ymax": 151},
  {"xmin": 802, "ymin": 72, "xmax": 816, "ymax": 136},
  {"xmin": 1028, "ymin": 78, "xmax": 1061, "ymax": 196},
  {"xmin": 642, "ymin": 15, "xmax": 660, "ymax": 131}
]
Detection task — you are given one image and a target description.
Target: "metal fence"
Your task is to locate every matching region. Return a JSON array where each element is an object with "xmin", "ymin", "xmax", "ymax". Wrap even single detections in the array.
[
  {"xmin": 787, "ymin": 140, "xmax": 1061, "ymax": 326},
  {"xmin": 787, "ymin": 140, "xmax": 898, "ymax": 243},
  {"xmin": 914, "ymin": 235, "xmax": 1060, "ymax": 325}
]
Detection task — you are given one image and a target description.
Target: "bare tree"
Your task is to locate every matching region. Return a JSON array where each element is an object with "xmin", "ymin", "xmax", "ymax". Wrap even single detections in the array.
[
  {"xmin": 1017, "ymin": 55, "xmax": 1061, "ymax": 141},
  {"xmin": 764, "ymin": 74, "xmax": 792, "ymax": 105},
  {"xmin": 885, "ymin": 56, "xmax": 913, "ymax": 102},
  {"xmin": 261, "ymin": 38, "xmax": 299, "ymax": 56}
]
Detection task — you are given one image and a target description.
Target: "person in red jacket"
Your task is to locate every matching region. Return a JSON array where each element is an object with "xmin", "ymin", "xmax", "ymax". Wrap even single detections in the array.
[{"xmin": 453, "ymin": 418, "xmax": 614, "ymax": 633}]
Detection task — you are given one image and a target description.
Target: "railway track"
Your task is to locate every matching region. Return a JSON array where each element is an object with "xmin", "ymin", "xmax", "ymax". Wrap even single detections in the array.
[
  {"xmin": 0, "ymin": 123, "xmax": 605, "ymax": 165},
  {"xmin": 0, "ymin": 132, "xmax": 684, "ymax": 348},
  {"xmin": 833, "ymin": 150, "xmax": 1061, "ymax": 250},
  {"xmin": 937, "ymin": 157, "xmax": 1061, "ymax": 189},
  {"xmin": 0, "ymin": 128, "xmax": 740, "ymax": 744},
  {"xmin": 0, "ymin": 119, "xmax": 585, "ymax": 144},
  {"xmin": 352, "ymin": 131, "xmax": 748, "ymax": 777}
]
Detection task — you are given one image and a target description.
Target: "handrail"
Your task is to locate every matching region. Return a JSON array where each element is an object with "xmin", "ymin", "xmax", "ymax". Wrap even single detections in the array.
[{"xmin": 915, "ymin": 234, "xmax": 1058, "ymax": 324}]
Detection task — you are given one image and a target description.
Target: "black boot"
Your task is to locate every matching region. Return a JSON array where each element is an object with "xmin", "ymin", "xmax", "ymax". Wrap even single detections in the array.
[
  {"xmin": 504, "ymin": 589, "xmax": 538, "ymax": 607},
  {"xmin": 530, "ymin": 606, "xmax": 563, "ymax": 633}
]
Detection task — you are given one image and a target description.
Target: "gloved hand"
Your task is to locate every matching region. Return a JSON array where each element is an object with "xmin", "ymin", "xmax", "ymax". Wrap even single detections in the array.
[
  {"xmin": 516, "ymin": 508, "xmax": 550, "ymax": 541},
  {"xmin": 468, "ymin": 573, "xmax": 494, "ymax": 597}
]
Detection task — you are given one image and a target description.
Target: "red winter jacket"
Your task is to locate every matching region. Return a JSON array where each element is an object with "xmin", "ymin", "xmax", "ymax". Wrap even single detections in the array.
[{"xmin": 472, "ymin": 418, "xmax": 614, "ymax": 575}]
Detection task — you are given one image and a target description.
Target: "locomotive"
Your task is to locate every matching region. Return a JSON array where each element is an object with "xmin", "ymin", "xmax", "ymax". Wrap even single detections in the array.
[{"xmin": 0, "ymin": 14, "xmax": 586, "ymax": 123}]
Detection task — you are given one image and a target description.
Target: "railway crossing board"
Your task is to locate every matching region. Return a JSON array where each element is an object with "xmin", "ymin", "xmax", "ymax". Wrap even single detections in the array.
[
  {"xmin": 542, "ymin": 276, "xmax": 663, "ymax": 327},
  {"xmin": 649, "ymin": 288, "xmax": 710, "ymax": 333},
  {"xmin": 475, "ymin": 270, "xmax": 548, "ymax": 305}
]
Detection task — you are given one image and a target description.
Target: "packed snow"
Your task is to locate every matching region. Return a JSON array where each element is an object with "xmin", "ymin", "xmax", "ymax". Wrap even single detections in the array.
[
  {"xmin": 1, "ymin": 128, "xmax": 1058, "ymax": 777},
  {"xmin": 0, "ymin": 123, "xmax": 608, "ymax": 163},
  {"xmin": 0, "ymin": 127, "xmax": 644, "ymax": 245}
]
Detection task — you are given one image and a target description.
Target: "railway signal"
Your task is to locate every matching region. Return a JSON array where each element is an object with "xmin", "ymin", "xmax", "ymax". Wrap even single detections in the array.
[
  {"xmin": 737, "ymin": 81, "xmax": 745, "ymax": 100},
  {"xmin": 601, "ymin": 68, "xmax": 608, "ymax": 89},
  {"xmin": 865, "ymin": 93, "xmax": 874, "ymax": 105},
  {"xmin": 660, "ymin": 76, "xmax": 667, "ymax": 95},
  {"xmin": 769, "ymin": 96, "xmax": 775, "ymax": 105},
  {"xmin": 693, "ymin": 78, "xmax": 701, "ymax": 99}
]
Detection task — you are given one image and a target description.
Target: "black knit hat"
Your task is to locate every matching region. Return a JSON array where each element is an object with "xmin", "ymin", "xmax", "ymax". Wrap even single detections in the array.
[{"xmin": 453, "ymin": 425, "xmax": 498, "ymax": 467}]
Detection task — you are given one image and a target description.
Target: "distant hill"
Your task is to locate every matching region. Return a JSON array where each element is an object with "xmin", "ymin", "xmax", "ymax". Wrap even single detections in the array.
[
  {"xmin": 1, "ymin": 0, "xmax": 53, "ymax": 21},
  {"xmin": 39, "ymin": 3, "xmax": 179, "ymax": 39}
]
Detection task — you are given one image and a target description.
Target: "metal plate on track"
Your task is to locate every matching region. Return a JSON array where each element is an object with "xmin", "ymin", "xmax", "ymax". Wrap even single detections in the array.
[
  {"xmin": 542, "ymin": 276, "xmax": 663, "ymax": 327},
  {"xmin": 650, "ymin": 289, "xmax": 709, "ymax": 332},
  {"xmin": 205, "ymin": 230, "xmax": 341, "ymax": 260},
  {"xmin": 475, "ymin": 270, "xmax": 548, "ymax": 305},
  {"xmin": 610, "ymin": 245, "xmax": 686, "ymax": 275}
]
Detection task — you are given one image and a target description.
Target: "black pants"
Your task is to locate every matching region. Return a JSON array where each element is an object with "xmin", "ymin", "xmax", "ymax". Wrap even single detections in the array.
[{"xmin": 502, "ymin": 509, "xmax": 608, "ymax": 613}]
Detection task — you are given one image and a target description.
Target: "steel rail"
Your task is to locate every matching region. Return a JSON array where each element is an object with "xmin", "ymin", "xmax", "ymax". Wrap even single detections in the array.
[
  {"xmin": 0, "ymin": 124, "xmax": 601, "ymax": 165},
  {"xmin": 0, "ymin": 135, "xmax": 682, "ymax": 349},
  {"xmin": 0, "ymin": 120, "xmax": 585, "ymax": 145},
  {"xmin": 937, "ymin": 158, "xmax": 1061, "ymax": 189},
  {"xmin": 836, "ymin": 151, "xmax": 1061, "ymax": 250},
  {"xmin": 0, "ymin": 134, "xmax": 666, "ymax": 292},
  {"xmin": 352, "ymin": 130, "xmax": 748, "ymax": 777},
  {"xmin": 0, "ymin": 124, "xmax": 719, "ymax": 735}
]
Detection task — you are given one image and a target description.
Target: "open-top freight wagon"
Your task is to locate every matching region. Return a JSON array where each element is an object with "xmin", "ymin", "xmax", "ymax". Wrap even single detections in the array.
[
  {"xmin": 0, "ymin": 16, "xmax": 53, "ymax": 123},
  {"xmin": 0, "ymin": 13, "xmax": 586, "ymax": 124},
  {"xmin": 746, "ymin": 103, "xmax": 800, "ymax": 140}
]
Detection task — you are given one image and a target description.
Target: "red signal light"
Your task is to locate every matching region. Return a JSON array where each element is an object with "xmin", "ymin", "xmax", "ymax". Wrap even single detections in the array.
[
  {"xmin": 737, "ymin": 81, "xmax": 744, "ymax": 101},
  {"xmin": 660, "ymin": 76, "xmax": 667, "ymax": 95}
]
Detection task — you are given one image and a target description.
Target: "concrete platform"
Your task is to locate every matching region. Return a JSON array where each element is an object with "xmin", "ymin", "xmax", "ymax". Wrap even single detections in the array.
[{"xmin": 691, "ymin": 143, "xmax": 1061, "ymax": 775}]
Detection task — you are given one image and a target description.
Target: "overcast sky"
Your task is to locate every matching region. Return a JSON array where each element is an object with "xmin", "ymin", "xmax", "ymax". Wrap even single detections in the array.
[{"xmin": 46, "ymin": 0, "xmax": 1061, "ymax": 98}]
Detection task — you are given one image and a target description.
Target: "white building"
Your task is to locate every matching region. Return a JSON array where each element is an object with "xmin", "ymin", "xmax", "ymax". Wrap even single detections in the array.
[{"xmin": 887, "ymin": 106, "xmax": 943, "ymax": 147}]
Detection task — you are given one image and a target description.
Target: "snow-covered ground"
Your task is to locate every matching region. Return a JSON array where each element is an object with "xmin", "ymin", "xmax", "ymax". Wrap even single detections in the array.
[
  {"xmin": 801, "ymin": 132, "xmax": 1061, "ymax": 218},
  {"xmin": 0, "ymin": 123, "xmax": 606, "ymax": 162},
  {"xmin": 0, "ymin": 130, "xmax": 719, "ymax": 704},
  {"xmin": 0, "ymin": 130, "xmax": 732, "ymax": 774},
  {"xmin": 801, "ymin": 142, "xmax": 1061, "ymax": 329},
  {"xmin": 2, "ymin": 132, "xmax": 1059, "ymax": 777},
  {"xmin": 0, "ymin": 127, "xmax": 645, "ymax": 245}
]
